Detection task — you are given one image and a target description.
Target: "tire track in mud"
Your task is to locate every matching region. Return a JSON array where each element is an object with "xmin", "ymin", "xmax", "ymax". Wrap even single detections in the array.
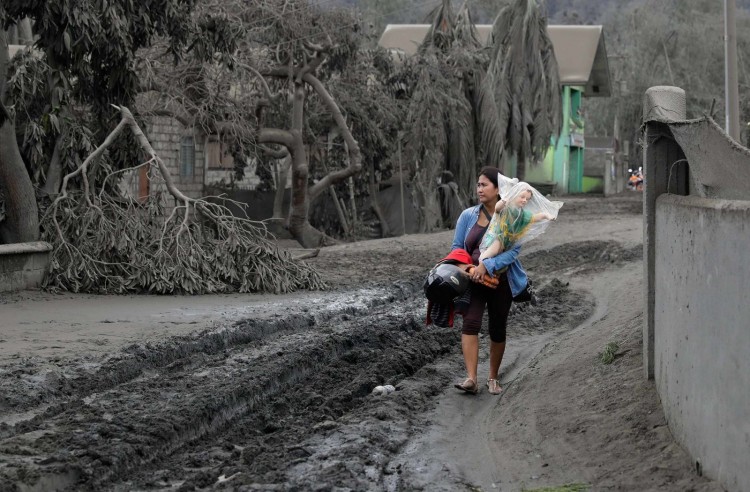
[
  {"xmin": 0, "ymin": 240, "xmax": 641, "ymax": 491},
  {"xmin": 0, "ymin": 284, "xmax": 416, "ymax": 414},
  {"xmin": 0, "ymin": 286, "xmax": 454, "ymax": 491}
]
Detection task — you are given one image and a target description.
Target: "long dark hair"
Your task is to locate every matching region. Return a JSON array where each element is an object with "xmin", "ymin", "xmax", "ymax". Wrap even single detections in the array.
[{"xmin": 478, "ymin": 166, "xmax": 500, "ymax": 196}]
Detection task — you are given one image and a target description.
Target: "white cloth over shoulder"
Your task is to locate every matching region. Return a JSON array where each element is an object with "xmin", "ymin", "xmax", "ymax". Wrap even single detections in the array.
[{"xmin": 480, "ymin": 173, "xmax": 563, "ymax": 252}]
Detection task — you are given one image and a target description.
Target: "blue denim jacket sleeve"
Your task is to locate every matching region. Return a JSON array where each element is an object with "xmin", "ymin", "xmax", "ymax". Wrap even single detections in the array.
[
  {"xmin": 481, "ymin": 244, "xmax": 522, "ymax": 275},
  {"xmin": 451, "ymin": 207, "xmax": 475, "ymax": 251}
]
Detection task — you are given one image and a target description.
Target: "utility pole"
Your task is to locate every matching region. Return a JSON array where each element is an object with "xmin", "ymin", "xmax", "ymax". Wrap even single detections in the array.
[
  {"xmin": 397, "ymin": 134, "xmax": 406, "ymax": 236},
  {"xmin": 725, "ymin": 0, "xmax": 741, "ymax": 140}
]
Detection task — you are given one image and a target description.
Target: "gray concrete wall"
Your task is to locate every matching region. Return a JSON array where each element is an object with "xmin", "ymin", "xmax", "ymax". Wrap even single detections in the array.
[
  {"xmin": 644, "ymin": 86, "xmax": 750, "ymax": 491},
  {"xmin": 642, "ymin": 86, "xmax": 690, "ymax": 379},
  {"xmin": 0, "ymin": 242, "xmax": 52, "ymax": 292},
  {"xmin": 654, "ymin": 194, "xmax": 750, "ymax": 492}
]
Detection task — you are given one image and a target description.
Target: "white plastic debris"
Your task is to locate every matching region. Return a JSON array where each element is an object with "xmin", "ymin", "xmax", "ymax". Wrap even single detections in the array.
[{"xmin": 372, "ymin": 384, "xmax": 396, "ymax": 395}]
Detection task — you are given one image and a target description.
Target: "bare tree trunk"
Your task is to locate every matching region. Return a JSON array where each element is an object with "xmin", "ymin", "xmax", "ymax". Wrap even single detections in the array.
[
  {"xmin": 272, "ymin": 154, "xmax": 291, "ymax": 219},
  {"xmin": 0, "ymin": 121, "xmax": 39, "ymax": 243},
  {"xmin": 260, "ymin": 59, "xmax": 361, "ymax": 248},
  {"xmin": 347, "ymin": 176, "xmax": 356, "ymax": 227},
  {"xmin": 0, "ymin": 30, "xmax": 39, "ymax": 243},
  {"xmin": 43, "ymin": 136, "xmax": 64, "ymax": 196},
  {"xmin": 516, "ymin": 159, "xmax": 526, "ymax": 182},
  {"xmin": 367, "ymin": 158, "xmax": 390, "ymax": 237},
  {"xmin": 329, "ymin": 185, "xmax": 350, "ymax": 236},
  {"xmin": 287, "ymin": 84, "xmax": 329, "ymax": 248},
  {"xmin": 258, "ymin": 125, "xmax": 332, "ymax": 248}
]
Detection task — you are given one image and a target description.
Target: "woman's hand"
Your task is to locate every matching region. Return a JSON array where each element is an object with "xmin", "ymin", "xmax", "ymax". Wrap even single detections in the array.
[{"xmin": 471, "ymin": 262, "xmax": 488, "ymax": 282}]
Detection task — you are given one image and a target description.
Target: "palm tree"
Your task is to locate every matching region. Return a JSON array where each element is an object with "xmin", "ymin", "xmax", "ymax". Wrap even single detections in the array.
[
  {"xmin": 478, "ymin": 0, "xmax": 561, "ymax": 180},
  {"xmin": 405, "ymin": 0, "xmax": 560, "ymax": 231},
  {"xmin": 405, "ymin": 0, "xmax": 485, "ymax": 231}
]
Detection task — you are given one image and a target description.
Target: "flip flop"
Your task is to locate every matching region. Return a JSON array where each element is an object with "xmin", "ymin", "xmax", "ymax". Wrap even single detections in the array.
[{"xmin": 454, "ymin": 377, "xmax": 479, "ymax": 394}]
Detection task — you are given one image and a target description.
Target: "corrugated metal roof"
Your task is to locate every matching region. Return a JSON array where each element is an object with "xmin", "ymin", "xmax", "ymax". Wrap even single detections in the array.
[{"xmin": 378, "ymin": 24, "xmax": 611, "ymax": 97}]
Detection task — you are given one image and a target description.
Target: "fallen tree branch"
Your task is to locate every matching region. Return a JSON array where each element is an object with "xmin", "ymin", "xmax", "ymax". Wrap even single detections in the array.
[
  {"xmin": 293, "ymin": 248, "xmax": 320, "ymax": 260},
  {"xmin": 41, "ymin": 105, "xmax": 326, "ymax": 295}
]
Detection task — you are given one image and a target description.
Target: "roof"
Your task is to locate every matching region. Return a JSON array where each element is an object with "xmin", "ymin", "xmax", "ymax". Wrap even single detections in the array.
[{"xmin": 378, "ymin": 24, "xmax": 611, "ymax": 97}]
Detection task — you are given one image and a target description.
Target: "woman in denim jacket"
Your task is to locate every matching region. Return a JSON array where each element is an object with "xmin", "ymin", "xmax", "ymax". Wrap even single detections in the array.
[{"xmin": 451, "ymin": 167, "xmax": 529, "ymax": 395}]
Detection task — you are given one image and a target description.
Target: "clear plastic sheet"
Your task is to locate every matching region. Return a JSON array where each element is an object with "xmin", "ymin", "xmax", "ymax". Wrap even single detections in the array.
[{"xmin": 479, "ymin": 174, "xmax": 563, "ymax": 259}]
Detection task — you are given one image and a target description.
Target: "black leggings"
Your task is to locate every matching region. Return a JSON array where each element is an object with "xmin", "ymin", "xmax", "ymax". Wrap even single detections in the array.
[{"xmin": 461, "ymin": 272, "xmax": 513, "ymax": 343}]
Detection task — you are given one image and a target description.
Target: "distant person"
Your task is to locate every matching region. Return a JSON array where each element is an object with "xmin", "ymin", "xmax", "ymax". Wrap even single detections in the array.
[
  {"xmin": 628, "ymin": 173, "xmax": 639, "ymax": 190},
  {"xmin": 635, "ymin": 170, "xmax": 644, "ymax": 191},
  {"xmin": 450, "ymin": 167, "xmax": 530, "ymax": 396}
]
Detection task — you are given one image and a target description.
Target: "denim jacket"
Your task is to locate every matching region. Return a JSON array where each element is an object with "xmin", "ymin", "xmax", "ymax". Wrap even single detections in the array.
[{"xmin": 450, "ymin": 205, "xmax": 529, "ymax": 297}]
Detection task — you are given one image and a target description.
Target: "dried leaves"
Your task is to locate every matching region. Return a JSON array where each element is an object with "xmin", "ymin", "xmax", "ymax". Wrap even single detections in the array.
[{"xmin": 41, "ymin": 188, "xmax": 326, "ymax": 295}]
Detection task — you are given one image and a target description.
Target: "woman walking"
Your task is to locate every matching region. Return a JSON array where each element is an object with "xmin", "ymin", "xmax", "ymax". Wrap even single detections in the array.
[{"xmin": 450, "ymin": 167, "xmax": 529, "ymax": 395}]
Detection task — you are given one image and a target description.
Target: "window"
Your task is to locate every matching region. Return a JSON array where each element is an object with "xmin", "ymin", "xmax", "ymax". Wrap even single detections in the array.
[
  {"xmin": 206, "ymin": 135, "xmax": 235, "ymax": 169},
  {"xmin": 180, "ymin": 136, "xmax": 195, "ymax": 177}
]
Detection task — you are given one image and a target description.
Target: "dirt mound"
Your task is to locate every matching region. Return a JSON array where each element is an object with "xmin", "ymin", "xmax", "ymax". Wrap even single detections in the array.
[{"xmin": 524, "ymin": 240, "xmax": 642, "ymax": 275}]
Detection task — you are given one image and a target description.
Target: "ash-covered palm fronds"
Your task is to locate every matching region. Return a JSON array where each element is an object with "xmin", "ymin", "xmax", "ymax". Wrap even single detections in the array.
[
  {"xmin": 420, "ymin": 0, "xmax": 458, "ymax": 54},
  {"xmin": 453, "ymin": 1, "xmax": 483, "ymax": 50},
  {"xmin": 479, "ymin": 0, "xmax": 561, "ymax": 175},
  {"xmin": 41, "ymin": 107, "xmax": 325, "ymax": 295},
  {"xmin": 405, "ymin": 1, "xmax": 488, "ymax": 231},
  {"xmin": 404, "ymin": 59, "xmax": 473, "ymax": 232}
]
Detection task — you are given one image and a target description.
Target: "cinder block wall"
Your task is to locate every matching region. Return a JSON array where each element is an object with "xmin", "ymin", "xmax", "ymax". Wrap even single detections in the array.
[
  {"xmin": 0, "ymin": 242, "xmax": 52, "ymax": 292},
  {"xmin": 654, "ymin": 194, "xmax": 750, "ymax": 492},
  {"xmin": 147, "ymin": 116, "xmax": 204, "ymax": 215}
]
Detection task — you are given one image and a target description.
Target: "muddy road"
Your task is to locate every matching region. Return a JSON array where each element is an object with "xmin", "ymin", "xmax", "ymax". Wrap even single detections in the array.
[{"xmin": 0, "ymin": 197, "xmax": 719, "ymax": 491}]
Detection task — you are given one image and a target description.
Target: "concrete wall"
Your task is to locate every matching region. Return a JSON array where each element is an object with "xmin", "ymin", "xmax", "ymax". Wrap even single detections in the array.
[
  {"xmin": 643, "ymin": 86, "xmax": 750, "ymax": 492},
  {"xmin": 0, "ymin": 242, "xmax": 52, "ymax": 292},
  {"xmin": 654, "ymin": 194, "xmax": 750, "ymax": 492}
]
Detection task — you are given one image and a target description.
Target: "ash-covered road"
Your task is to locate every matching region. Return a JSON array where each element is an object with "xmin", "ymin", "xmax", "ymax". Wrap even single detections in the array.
[{"xmin": 0, "ymin": 240, "xmax": 642, "ymax": 491}]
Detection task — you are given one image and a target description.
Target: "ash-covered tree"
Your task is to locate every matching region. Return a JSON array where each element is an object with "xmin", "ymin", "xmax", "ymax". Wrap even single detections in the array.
[
  {"xmin": 218, "ymin": 0, "xmax": 407, "ymax": 245},
  {"xmin": 478, "ymin": 0, "xmax": 561, "ymax": 180},
  {"xmin": 0, "ymin": 0, "xmax": 224, "ymax": 244},
  {"xmin": 224, "ymin": 0, "xmax": 369, "ymax": 248},
  {"xmin": 403, "ymin": 0, "xmax": 560, "ymax": 232},
  {"xmin": 0, "ymin": 0, "xmax": 324, "ymax": 293},
  {"xmin": 305, "ymin": 45, "xmax": 406, "ymax": 239},
  {"xmin": 584, "ymin": 0, "xmax": 750, "ymax": 153},
  {"xmin": 401, "ymin": 0, "xmax": 485, "ymax": 232}
]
